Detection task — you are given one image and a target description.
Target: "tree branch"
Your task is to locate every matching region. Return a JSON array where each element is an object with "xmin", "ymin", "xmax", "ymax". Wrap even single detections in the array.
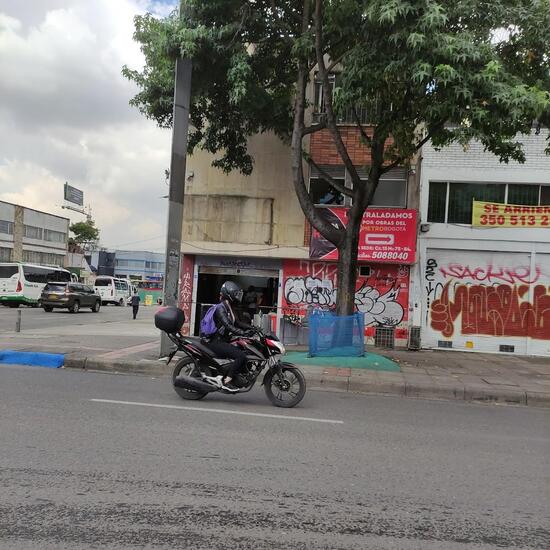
[
  {"xmin": 313, "ymin": 0, "xmax": 362, "ymax": 192},
  {"xmin": 290, "ymin": 0, "xmax": 343, "ymax": 248},
  {"xmin": 304, "ymin": 155, "xmax": 354, "ymax": 198},
  {"xmin": 380, "ymin": 130, "xmax": 434, "ymax": 174},
  {"xmin": 301, "ymin": 119, "xmax": 326, "ymax": 136},
  {"xmin": 352, "ymin": 106, "xmax": 372, "ymax": 147}
]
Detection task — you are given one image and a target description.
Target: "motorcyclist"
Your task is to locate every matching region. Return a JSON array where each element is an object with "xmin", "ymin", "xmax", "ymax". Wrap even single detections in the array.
[{"xmin": 205, "ymin": 281, "xmax": 252, "ymax": 392}]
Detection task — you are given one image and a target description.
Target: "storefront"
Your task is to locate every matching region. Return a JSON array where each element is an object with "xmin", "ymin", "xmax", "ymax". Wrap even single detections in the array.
[
  {"xmin": 421, "ymin": 248, "xmax": 550, "ymax": 355},
  {"xmin": 178, "ymin": 255, "xmax": 282, "ymax": 336},
  {"xmin": 281, "ymin": 259, "xmax": 411, "ymax": 345},
  {"xmin": 179, "ymin": 207, "xmax": 418, "ymax": 344}
]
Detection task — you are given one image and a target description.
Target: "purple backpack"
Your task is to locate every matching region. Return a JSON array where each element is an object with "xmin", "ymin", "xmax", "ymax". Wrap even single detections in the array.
[{"xmin": 200, "ymin": 303, "xmax": 221, "ymax": 336}]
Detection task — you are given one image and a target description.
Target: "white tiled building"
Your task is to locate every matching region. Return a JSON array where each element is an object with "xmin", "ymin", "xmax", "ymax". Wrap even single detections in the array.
[{"xmin": 413, "ymin": 130, "xmax": 550, "ymax": 356}]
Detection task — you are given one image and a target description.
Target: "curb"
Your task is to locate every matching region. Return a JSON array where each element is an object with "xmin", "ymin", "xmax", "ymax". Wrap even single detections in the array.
[{"xmin": 61, "ymin": 356, "xmax": 550, "ymax": 408}]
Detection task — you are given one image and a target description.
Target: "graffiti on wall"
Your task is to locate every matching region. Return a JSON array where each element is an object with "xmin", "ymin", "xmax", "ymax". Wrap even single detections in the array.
[
  {"xmin": 282, "ymin": 260, "xmax": 409, "ymax": 332},
  {"xmin": 425, "ymin": 252, "xmax": 550, "ymax": 341},
  {"xmin": 431, "ymin": 283, "xmax": 550, "ymax": 339},
  {"xmin": 178, "ymin": 255, "xmax": 195, "ymax": 335}
]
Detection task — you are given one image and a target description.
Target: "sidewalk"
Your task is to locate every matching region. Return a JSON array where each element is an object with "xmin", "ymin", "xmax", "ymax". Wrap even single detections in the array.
[
  {"xmin": 61, "ymin": 344, "xmax": 550, "ymax": 408},
  {"xmin": 2, "ymin": 310, "xmax": 549, "ymax": 407}
]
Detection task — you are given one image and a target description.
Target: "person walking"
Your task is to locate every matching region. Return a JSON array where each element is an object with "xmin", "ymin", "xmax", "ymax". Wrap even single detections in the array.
[{"xmin": 131, "ymin": 290, "xmax": 140, "ymax": 319}]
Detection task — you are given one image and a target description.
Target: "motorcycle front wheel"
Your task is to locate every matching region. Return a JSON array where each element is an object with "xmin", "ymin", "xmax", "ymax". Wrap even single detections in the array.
[
  {"xmin": 172, "ymin": 357, "xmax": 208, "ymax": 401},
  {"xmin": 263, "ymin": 364, "xmax": 306, "ymax": 408}
]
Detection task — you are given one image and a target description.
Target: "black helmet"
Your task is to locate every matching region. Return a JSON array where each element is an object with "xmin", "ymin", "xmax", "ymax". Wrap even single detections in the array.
[{"xmin": 220, "ymin": 281, "xmax": 243, "ymax": 304}]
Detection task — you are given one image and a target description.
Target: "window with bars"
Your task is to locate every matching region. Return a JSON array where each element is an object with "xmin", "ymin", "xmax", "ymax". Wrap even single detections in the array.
[{"xmin": 427, "ymin": 182, "xmax": 550, "ymax": 224}]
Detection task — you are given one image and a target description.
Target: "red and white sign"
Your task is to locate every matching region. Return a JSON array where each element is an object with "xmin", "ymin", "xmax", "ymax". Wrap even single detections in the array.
[{"xmin": 309, "ymin": 207, "xmax": 417, "ymax": 264}]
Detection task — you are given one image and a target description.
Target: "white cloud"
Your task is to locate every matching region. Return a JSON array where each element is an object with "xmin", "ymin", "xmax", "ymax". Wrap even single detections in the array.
[{"xmin": 0, "ymin": 0, "xmax": 177, "ymax": 252}]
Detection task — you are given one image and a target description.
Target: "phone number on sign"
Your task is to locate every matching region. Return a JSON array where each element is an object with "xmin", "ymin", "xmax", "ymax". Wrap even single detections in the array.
[
  {"xmin": 479, "ymin": 214, "xmax": 549, "ymax": 226},
  {"xmin": 371, "ymin": 251, "xmax": 410, "ymax": 260}
]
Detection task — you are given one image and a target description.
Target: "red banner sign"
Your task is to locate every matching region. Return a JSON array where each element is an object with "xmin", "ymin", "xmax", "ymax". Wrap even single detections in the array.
[{"xmin": 309, "ymin": 207, "xmax": 417, "ymax": 264}]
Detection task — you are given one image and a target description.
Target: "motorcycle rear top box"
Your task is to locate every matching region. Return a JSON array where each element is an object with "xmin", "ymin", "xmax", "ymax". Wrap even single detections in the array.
[{"xmin": 155, "ymin": 306, "xmax": 185, "ymax": 333}]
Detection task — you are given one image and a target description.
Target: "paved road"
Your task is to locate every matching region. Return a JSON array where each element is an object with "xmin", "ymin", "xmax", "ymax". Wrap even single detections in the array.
[
  {"xmin": 0, "ymin": 365, "xmax": 548, "ymax": 549},
  {"xmin": 0, "ymin": 303, "xmax": 156, "ymax": 333}
]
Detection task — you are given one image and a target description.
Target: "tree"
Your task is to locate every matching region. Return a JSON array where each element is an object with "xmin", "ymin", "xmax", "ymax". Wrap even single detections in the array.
[
  {"xmin": 69, "ymin": 219, "xmax": 99, "ymax": 246},
  {"xmin": 124, "ymin": 0, "xmax": 549, "ymax": 315}
]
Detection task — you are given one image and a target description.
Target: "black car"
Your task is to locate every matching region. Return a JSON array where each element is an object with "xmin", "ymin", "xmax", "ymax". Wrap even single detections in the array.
[{"xmin": 41, "ymin": 282, "xmax": 101, "ymax": 313}]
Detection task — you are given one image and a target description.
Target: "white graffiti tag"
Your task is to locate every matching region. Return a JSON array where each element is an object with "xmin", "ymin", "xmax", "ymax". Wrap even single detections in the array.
[
  {"xmin": 284, "ymin": 277, "xmax": 336, "ymax": 307},
  {"xmin": 354, "ymin": 285, "xmax": 404, "ymax": 327},
  {"xmin": 284, "ymin": 277, "xmax": 404, "ymax": 327}
]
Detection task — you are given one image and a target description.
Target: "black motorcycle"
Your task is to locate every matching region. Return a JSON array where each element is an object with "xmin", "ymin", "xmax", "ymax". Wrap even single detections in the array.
[{"xmin": 154, "ymin": 306, "xmax": 306, "ymax": 408}]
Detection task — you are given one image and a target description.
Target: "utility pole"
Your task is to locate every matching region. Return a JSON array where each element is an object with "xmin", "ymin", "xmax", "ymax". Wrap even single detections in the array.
[{"xmin": 161, "ymin": 57, "xmax": 192, "ymax": 356}]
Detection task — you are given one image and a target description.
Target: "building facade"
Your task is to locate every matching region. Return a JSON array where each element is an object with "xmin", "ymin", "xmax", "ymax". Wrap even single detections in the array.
[
  {"xmin": 415, "ymin": 130, "xmax": 550, "ymax": 356},
  {"xmin": 0, "ymin": 200, "xmax": 69, "ymax": 266},
  {"xmin": 90, "ymin": 249, "xmax": 165, "ymax": 280},
  {"xmin": 178, "ymin": 114, "xmax": 418, "ymax": 343}
]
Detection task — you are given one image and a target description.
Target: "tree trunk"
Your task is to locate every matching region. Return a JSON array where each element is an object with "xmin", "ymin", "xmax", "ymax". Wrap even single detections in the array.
[{"xmin": 336, "ymin": 213, "xmax": 362, "ymax": 316}]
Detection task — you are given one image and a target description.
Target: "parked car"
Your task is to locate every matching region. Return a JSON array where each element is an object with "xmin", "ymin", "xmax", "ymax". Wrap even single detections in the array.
[{"xmin": 40, "ymin": 282, "xmax": 101, "ymax": 313}]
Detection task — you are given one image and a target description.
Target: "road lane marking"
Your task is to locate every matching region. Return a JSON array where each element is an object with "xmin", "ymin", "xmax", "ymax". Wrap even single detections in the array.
[{"xmin": 90, "ymin": 398, "xmax": 344, "ymax": 425}]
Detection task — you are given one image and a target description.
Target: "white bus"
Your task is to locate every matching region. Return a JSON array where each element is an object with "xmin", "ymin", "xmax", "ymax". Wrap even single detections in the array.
[
  {"xmin": 0, "ymin": 263, "xmax": 76, "ymax": 308},
  {"xmin": 94, "ymin": 276, "xmax": 131, "ymax": 306}
]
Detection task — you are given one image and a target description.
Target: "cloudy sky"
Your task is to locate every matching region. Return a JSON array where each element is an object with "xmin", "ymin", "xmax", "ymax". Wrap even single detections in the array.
[{"xmin": 0, "ymin": 0, "xmax": 178, "ymax": 252}]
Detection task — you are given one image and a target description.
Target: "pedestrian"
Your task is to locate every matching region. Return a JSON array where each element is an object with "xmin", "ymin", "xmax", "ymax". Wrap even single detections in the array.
[{"xmin": 131, "ymin": 289, "xmax": 140, "ymax": 319}]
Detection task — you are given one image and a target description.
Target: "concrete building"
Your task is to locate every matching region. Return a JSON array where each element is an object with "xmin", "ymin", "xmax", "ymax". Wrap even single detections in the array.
[
  {"xmin": 0, "ymin": 200, "xmax": 69, "ymax": 266},
  {"xmin": 178, "ymin": 100, "xmax": 417, "ymax": 342},
  {"xmin": 414, "ymin": 129, "xmax": 550, "ymax": 356}
]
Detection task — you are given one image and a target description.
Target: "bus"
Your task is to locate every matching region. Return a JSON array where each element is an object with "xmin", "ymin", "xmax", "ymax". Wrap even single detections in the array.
[
  {"xmin": 0, "ymin": 263, "xmax": 76, "ymax": 308},
  {"xmin": 136, "ymin": 279, "xmax": 163, "ymax": 305},
  {"xmin": 93, "ymin": 276, "xmax": 132, "ymax": 306}
]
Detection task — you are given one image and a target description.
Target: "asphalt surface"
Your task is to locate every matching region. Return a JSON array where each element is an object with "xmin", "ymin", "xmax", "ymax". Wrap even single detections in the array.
[
  {"xmin": 0, "ymin": 302, "xmax": 149, "ymax": 333},
  {"xmin": 0, "ymin": 365, "xmax": 548, "ymax": 549}
]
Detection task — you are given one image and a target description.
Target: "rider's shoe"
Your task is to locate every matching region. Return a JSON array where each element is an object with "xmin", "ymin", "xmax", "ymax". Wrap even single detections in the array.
[{"xmin": 221, "ymin": 381, "xmax": 239, "ymax": 392}]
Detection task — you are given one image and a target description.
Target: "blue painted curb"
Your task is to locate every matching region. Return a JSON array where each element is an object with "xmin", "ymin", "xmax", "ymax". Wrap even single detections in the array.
[{"xmin": 0, "ymin": 350, "xmax": 64, "ymax": 368}]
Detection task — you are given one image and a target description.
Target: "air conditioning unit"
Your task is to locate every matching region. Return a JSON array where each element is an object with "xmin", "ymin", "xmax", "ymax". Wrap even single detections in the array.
[{"xmin": 408, "ymin": 326, "xmax": 421, "ymax": 350}]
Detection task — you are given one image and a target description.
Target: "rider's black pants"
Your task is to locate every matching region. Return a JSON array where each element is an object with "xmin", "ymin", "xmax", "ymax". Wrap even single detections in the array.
[{"xmin": 207, "ymin": 340, "xmax": 247, "ymax": 380}]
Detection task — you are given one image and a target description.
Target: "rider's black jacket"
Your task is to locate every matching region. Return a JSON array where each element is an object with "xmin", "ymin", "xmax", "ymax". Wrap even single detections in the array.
[{"xmin": 212, "ymin": 300, "xmax": 250, "ymax": 341}]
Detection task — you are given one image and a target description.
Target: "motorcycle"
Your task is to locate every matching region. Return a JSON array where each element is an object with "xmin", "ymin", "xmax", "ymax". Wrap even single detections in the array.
[{"xmin": 154, "ymin": 306, "xmax": 306, "ymax": 408}]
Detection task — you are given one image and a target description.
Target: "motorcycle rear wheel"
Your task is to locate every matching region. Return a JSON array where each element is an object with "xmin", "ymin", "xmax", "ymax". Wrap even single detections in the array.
[
  {"xmin": 263, "ymin": 364, "xmax": 306, "ymax": 408},
  {"xmin": 172, "ymin": 357, "xmax": 208, "ymax": 401}
]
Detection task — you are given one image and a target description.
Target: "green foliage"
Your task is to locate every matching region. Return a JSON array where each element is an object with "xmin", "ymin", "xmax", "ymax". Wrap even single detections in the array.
[
  {"xmin": 125, "ymin": 0, "xmax": 549, "ymax": 174},
  {"xmin": 69, "ymin": 220, "xmax": 99, "ymax": 244}
]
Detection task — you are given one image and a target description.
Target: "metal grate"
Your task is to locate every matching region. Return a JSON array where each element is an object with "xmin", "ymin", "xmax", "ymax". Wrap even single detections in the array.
[
  {"xmin": 375, "ymin": 326, "xmax": 395, "ymax": 349},
  {"xmin": 408, "ymin": 326, "xmax": 421, "ymax": 350},
  {"xmin": 499, "ymin": 345, "xmax": 515, "ymax": 353},
  {"xmin": 438, "ymin": 340, "xmax": 452, "ymax": 349}
]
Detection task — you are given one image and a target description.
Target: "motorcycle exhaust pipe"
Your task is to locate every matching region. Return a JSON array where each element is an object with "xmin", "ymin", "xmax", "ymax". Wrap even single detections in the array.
[{"xmin": 174, "ymin": 376, "xmax": 218, "ymax": 393}]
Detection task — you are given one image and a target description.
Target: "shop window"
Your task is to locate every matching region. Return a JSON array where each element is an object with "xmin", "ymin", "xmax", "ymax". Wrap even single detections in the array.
[
  {"xmin": 427, "ymin": 182, "xmax": 447, "ymax": 222},
  {"xmin": 540, "ymin": 186, "xmax": 550, "ymax": 205},
  {"xmin": 507, "ymin": 184, "xmax": 539, "ymax": 205},
  {"xmin": 448, "ymin": 183, "xmax": 505, "ymax": 223}
]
